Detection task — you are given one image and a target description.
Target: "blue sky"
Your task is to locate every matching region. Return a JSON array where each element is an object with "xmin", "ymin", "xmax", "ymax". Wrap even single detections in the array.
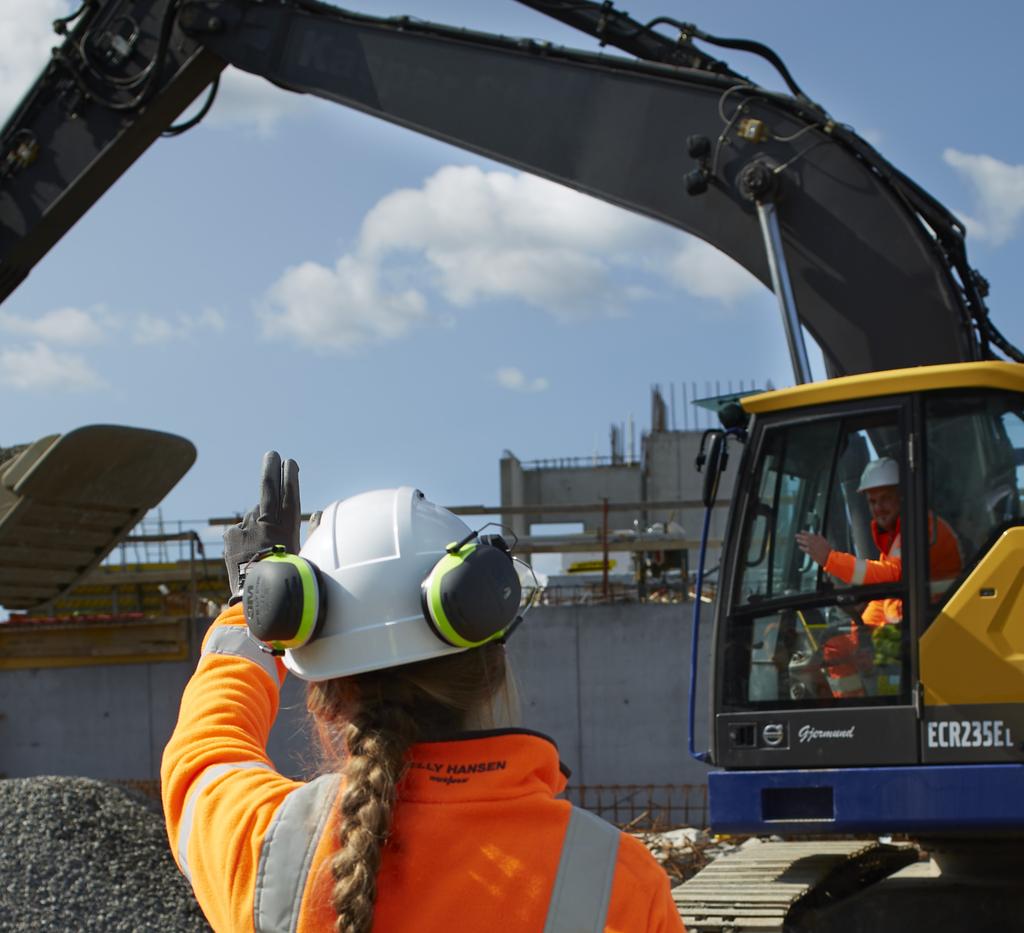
[{"xmin": 1, "ymin": 1, "xmax": 1022, "ymax": 551}]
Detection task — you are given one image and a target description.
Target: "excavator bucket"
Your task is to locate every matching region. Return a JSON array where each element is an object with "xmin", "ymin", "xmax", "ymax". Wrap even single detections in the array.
[{"xmin": 0, "ymin": 425, "xmax": 196, "ymax": 611}]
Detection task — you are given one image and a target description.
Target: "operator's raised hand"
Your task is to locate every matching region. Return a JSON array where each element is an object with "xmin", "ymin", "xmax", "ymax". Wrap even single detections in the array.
[
  {"xmin": 223, "ymin": 450, "xmax": 301, "ymax": 603},
  {"xmin": 795, "ymin": 530, "xmax": 831, "ymax": 567}
]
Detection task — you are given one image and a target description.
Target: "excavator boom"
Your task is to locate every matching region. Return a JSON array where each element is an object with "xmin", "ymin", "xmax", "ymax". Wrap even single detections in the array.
[{"xmin": 1, "ymin": 0, "xmax": 1016, "ymax": 376}]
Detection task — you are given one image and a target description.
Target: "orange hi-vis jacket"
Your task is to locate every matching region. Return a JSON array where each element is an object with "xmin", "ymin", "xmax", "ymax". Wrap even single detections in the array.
[
  {"xmin": 819, "ymin": 514, "xmax": 964, "ymax": 697},
  {"xmin": 162, "ymin": 605, "xmax": 685, "ymax": 933},
  {"xmin": 822, "ymin": 514, "xmax": 962, "ymax": 626}
]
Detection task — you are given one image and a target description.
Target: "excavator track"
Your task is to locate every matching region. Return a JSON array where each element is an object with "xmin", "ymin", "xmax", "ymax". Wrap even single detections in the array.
[{"xmin": 673, "ymin": 839, "xmax": 917, "ymax": 932}]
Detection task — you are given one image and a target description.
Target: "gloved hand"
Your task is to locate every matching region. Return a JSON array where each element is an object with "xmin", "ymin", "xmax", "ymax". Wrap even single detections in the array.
[{"xmin": 223, "ymin": 451, "xmax": 301, "ymax": 603}]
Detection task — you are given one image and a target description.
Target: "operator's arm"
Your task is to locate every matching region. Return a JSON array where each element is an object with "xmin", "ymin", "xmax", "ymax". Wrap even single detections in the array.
[
  {"xmin": 795, "ymin": 531, "xmax": 901, "ymax": 585},
  {"xmin": 161, "ymin": 604, "xmax": 301, "ymax": 933},
  {"xmin": 824, "ymin": 549, "xmax": 901, "ymax": 585}
]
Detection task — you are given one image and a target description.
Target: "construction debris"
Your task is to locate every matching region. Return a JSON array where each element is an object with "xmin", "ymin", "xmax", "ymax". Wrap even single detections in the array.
[{"xmin": 634, "ymin": 826, "xmax": 750, "ymax": 885}]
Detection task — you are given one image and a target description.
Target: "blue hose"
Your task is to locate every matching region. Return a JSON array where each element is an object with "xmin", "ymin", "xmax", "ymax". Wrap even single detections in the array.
[{"xmin": 687, "ymin": 501, "xmax": 713, "ymax": 763}]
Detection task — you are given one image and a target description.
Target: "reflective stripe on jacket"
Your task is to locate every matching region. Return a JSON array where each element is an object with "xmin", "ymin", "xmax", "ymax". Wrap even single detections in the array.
[
  {"xmin": 161, "ymin": 605, "xmax": 684, "ymax": 932},
  {"xmin": 822, "ymin": 514, "xmax": 962, "ymax": 598}
]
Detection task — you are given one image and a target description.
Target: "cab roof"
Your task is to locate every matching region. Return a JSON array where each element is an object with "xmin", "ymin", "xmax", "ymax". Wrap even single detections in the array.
[{"xmin": 741, "ymin": 362, "xmax": 1024, "ymax": 415}]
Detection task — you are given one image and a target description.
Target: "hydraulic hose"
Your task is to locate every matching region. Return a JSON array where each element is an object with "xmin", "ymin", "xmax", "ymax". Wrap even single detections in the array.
[{"xmin": 687, "ymin": 499, "xmax": 713, "ymax": 763}]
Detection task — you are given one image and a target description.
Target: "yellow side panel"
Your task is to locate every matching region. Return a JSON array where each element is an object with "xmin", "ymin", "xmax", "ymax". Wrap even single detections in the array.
[{"xmin": 920, "ymin": 527, "xmax": 1024, "ymax": 706}]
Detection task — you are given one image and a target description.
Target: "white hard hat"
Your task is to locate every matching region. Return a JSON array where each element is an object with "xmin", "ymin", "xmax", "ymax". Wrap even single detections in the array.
[
  {"xmin": 856, "ymin": 457, "xmax": 899, "ymax": 492},
  {"xmin": 284, "ymin": 486, "xmax": 471, "ymax": 681}
]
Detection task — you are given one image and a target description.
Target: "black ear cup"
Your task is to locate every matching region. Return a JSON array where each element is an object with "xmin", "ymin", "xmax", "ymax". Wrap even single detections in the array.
[
  {"xmin": 420, "ymin": 539, "xmax": 522, "ymax": 648},
  {"xmin": 243, "ymin": 548, "xmax": 325, "ymax": 652}
]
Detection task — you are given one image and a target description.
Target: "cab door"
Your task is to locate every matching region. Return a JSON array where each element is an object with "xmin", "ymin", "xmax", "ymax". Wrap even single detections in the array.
[{"xmin": 712, "ymin": 397, "xmax": 921, "ymax": 769}]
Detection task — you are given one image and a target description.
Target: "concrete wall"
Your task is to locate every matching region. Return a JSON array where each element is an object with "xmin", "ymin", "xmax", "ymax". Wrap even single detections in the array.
[
  {"xmin": 0, "ymin": 603, "xmax": 716, "ymax": 798},
  {"xmin": 0, "ymin": 660, "xmax": 196, "ymax": 781},
  {"xmin": 500, "ymin": 454, "xmax": 641, "ymax": 535},
  {"xmin": 507, "ymin": 603, "xmax": 713, "ymax": 789},
  {"xmin": 643, "ymin": 431, "xmax": 739, "ymax": 567},
  {"xmin": 0, "ymin": 624, "xmax": 315, "ymax": 782}
]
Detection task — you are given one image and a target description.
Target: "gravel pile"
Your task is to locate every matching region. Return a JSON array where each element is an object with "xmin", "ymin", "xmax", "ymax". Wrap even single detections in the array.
[{"xmin": 0, "ymin": 776, "xmax": 210, "ymax": 932}]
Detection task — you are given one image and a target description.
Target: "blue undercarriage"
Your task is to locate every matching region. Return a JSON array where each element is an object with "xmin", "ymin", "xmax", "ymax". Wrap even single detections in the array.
[{"xmin": 709, "ymin": 764, "xmax": 1024, "ymax": 835}]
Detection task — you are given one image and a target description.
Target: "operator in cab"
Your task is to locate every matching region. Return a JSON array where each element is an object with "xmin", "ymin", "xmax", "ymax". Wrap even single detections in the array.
[
  {"xmin": 793, "ymin": 458, "xmax": 962, "ymax": 697},
  {"xmin": 162, "ymin": 452, "xmax": 683, "ymax": 933},
  {"xmin": 795, "ymin": 457, "xmax": 962, "ymax": 614}
]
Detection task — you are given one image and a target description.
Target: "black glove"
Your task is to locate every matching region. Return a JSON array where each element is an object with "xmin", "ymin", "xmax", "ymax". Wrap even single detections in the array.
[{"xmin": 223, "ymin": 451, "xmax": 301, "ymax": 602}]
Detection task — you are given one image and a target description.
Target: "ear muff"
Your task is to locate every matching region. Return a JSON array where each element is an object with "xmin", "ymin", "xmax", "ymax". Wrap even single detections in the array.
[
  {"xmin": 420, "ymin": 538, "xmax": 522, "ymax": 648},
  {"xmin": 242, "ymin": 546, "xmax": 326, "ymax": 653}
]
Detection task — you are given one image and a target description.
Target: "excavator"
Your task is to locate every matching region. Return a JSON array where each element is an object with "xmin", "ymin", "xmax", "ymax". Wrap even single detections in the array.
[{"xmin": 2, "ymin": 2, "xmax": 1023, "ymax": 929}]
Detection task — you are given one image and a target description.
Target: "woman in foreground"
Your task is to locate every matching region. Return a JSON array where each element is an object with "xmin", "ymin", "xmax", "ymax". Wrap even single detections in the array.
[{"xmin": 162, "ymin": 452, "xmax": 684, "ymax": 932}]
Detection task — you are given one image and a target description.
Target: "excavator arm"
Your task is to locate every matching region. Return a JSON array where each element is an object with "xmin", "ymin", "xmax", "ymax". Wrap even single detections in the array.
[
  {"xmin": 0, "ymin": 2, "xmax": 223, "ymax": 304},
  {"xmin": 1, "ymin": 0, "xmax": 1018, "ymax": 376}
]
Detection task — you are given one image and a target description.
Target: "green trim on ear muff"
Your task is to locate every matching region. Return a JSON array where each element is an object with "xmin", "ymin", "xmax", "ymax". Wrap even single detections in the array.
[
  {"xmin": 263, "ymin": 551, "xmax": 319, "ymax": 651},
  {"xmin": 425, "ymin": 543, "xmax": 497, "ymax": 648}
]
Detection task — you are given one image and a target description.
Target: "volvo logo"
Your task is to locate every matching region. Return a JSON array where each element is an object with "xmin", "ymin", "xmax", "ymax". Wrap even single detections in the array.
[{"xmin": 762, "ymin": 723, "xmax": 786, "ymax": 747}]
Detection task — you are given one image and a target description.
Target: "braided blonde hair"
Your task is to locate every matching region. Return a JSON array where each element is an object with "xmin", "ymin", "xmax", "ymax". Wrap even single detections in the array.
[{"xmin": 307, "ymin": 644, "xmax": 510, "ymax": 933}]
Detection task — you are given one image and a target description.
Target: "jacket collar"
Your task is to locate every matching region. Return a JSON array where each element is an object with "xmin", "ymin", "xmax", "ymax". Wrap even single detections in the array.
[
  {"xmin": 399, "ymin": 729, "xmax": 568, "ymax": 803},
  {"xmin": 871, "ymin": 515, "xmax": 901, "ymax": 554}
]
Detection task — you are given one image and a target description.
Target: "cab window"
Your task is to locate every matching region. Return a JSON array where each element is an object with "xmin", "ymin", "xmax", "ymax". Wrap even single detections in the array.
[{"xmin": 924, "ymin": 391, "xmax": 1024, "ymax": 608}]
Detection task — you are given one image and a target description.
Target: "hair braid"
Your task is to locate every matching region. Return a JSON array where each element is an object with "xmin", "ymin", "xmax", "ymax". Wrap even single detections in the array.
[
  {"xmin": 307, "ymin": 644, "xmax": 512, "ymax": 932},
  {"xmin": 330, "ymin": 697, "xmax": 419, "ymax": 933}
]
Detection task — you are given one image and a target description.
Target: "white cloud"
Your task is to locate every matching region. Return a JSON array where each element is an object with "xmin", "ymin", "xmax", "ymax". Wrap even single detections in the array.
[
  {"xmin": 132, "ymin": 314, "xmax": 176, "ymax": 345},
  {"xmin": 0, "ymin": 342, "xmax": 103, "ymax": 391},
  {"xmin": 364, "ymin": 165, "xmax": 760, "ymax": 311},
  {"xmin": 0, "ymin": 302, "xmax": 226, "ymax": 392},
  {"xmin": 944, "ymin": 149, "xmax": 1024, "ymax": 246},
  {"xmin": 262, "ymin": 256, "xmax": 426, "ymax": 352},
  {"xmin": 262, "ymin": 165, "xmax": 765, "ymax": 351},
  {"xmin": 0, "ymin": 306, "xmax": 105, "ymax": 344},
  {"xmin": 0, "ymin": 304, "xmax": 224, "ymax": 348},
  {"xmin": 198, "ymin": 307, "xmax": 227, "ymax": 332},
  {"xmin": 130, "ymin": 308, "xmax": 225, "ymax": 344},
  {"xmin": 361, "ymin": 166, "xmax": 656, "ymax": 317},
  {"xmin": 496, "ymin": 367, "xmax": 549, "ymax": 393},
  {"xmin": 200, "ymin": 68, "xmax": 314, "ymax": 137},
  {"xmin": 664, "ymin": 238, "xmax": 761, "ymax": 304},
  {"xmin": 0, "ymin": 1, "xmax": 69, "ymax": 117}
]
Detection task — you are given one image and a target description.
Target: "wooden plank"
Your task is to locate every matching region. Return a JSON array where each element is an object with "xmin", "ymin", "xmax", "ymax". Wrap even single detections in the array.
[
  {"xmin": 0, "ymin": 618, "xmax": 189, "ymax": 669},
  {"xmin": 0, "ymin": 544, "xmax": 102, "ymax": 567},
  {"xmin": 0, "ymin": 583, "xmax": 67, "ymax": 601},
  {"xmin": 9, "ymin": 526, "xmax": 116, "ymax": 549},
  {"xmin": 0, "ymin": 566, "xmax": 79, "ymax": 585}
]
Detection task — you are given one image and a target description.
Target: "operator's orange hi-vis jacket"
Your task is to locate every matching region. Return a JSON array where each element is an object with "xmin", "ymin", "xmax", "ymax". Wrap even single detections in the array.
[
  {"xmin": 162, "ymin": 604, "xmax": 685, "ymax": 933},
  {"xmin": 823, "ymin": 513, "xmax": 962, "ymax": 625},
  {"xmin": 819, "ymin": 514, "xmax": 963, "ymax": 696}
]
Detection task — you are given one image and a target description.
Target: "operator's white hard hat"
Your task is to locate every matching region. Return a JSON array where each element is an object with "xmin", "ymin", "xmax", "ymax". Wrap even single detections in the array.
[
  {"xmin": 284, "ymin": 486, "xmax": 470, "ymax": 681},
  {"xmin": 857, "ymin": 457, "xmax": 899, "ymax": 493}
]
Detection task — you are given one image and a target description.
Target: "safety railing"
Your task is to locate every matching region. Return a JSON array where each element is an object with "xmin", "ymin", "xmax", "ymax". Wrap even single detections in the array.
[{"xmin": 565, "ymin": 783, "xmax": 709, "ymax": 829}]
